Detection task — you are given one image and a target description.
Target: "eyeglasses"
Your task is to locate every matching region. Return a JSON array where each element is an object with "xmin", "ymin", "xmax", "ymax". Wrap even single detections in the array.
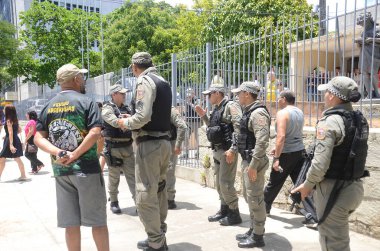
[{"xmin": 76, "ymin": 73, "xmax": 87, "ymax": 81}]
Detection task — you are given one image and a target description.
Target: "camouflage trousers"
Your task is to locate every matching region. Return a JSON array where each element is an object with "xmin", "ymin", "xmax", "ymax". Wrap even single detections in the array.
[
  {"xmin": 315, "ymin": 179, "xmax": 364, "ymax": 251},
  {"xmin": 108, "ymin": 144, "xmax": 136, "ymax": 203},
  {"xmin": 241, "ymin": 157, "xmax": 269, "ymax": 235},
  {"xmin": 212, "ymin": 148, "xmax": 239, "ymax": 210},
  {"xmin": 167, "ymin": 141, "xmax": 178, "ymax": 201},
  {"xmin": 135, "ymin": 139, "xmax": 171, "ymax": 249}
]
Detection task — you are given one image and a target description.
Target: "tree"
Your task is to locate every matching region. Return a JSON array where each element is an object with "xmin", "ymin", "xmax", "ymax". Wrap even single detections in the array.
[
  {"xmin": 0, "ymin": 20, "xmax": 18, "ymax": 90},
  {"xmin": 10, "ymin": 0, "xmax": 102, "ymax": 88},
  {"xmin": 103, "ymin": 0, "xmax": 182, "ymax": 71},
  {"xmin": 200, "ymin": 0, "xmax": 318, "ymax": 70}
]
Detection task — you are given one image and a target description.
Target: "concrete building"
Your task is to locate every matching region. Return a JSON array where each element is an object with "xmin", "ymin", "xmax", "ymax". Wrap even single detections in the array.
[{"xmin": 0, "ymin": 0, "xmax": 125, "ymax": 107}]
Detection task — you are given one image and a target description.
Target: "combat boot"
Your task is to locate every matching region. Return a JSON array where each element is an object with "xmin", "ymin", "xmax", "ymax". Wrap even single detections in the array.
[
  {"xmin": 137, "ymin": 239, "xmax": 168, "ymax": 250},
  {"xmin": 208, "ymin": 204, "xmax": 229, "ymax": 222},
  {"xmin": 219, "ymin": 208, "xmax": 242, "ymax": 226},
  {"xmin": 238, "ymin": 234, "xmax": 265, "ymax": 248},
  {"xmin": 235, "ymin": 228, "xmax": 253, "ymax": 241},
  {"xmin": 110, "ymin": 201, "xmax": 121, "ymax": 214},
  {"xmin": 168, "ymin": 200, "xmax": 177, "ymax": 209}
]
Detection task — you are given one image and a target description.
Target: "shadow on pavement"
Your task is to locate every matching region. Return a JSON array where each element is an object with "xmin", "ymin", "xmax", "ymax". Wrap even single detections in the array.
[
  {"xmin": 175, "ymin": 201, "xmax": 202, "ymax": 210},
  {"xmin": 2, "ymin": 178, "xmax": 32, "ymax": 183},
  {"xmin": 168, "ymin": 242, "xmax": 202, "ymax": 251},
  {"xmin": 267, "ymin": 213, "xmax": 304, "ymax": 229},
  {"xmin": 121, "ymin": 206, "xmax": 138, "ymax": 216},
  {"xmin": 263, "ymin": 232, "xmax": 293, "ymax": 251},
  {"xmin": 28, "ymin": 170, "xmax": 50, "ymax": 175}
]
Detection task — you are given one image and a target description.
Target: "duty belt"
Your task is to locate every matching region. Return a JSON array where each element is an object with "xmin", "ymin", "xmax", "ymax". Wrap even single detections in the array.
[
  {"xmin": 136, "ymin": 135, "xmax": 170, "ymax": 144},
  {"xmin": 105, "ymin": 140, "xmax": 132, "ymax": 148}
]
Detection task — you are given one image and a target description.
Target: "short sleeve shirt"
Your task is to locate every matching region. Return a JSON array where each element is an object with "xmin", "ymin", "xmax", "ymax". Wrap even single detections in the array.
[{"xmin": 37, "ymin": 91, "xmax": 102, "ymax": 176}]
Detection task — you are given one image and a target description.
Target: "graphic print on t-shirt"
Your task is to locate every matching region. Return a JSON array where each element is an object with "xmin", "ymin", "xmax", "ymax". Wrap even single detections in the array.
[{"xmin": 49, "ymin": 118, "xmax": 82, "ymax": 151}]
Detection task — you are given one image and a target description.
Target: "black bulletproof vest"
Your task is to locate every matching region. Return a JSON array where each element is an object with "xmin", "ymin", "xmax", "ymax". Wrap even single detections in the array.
[
  {"xmin": 323, "ymin": 109, "xmax": 369, "ymax": 180},
  {"xmin": 237, "ymin": 104, "xmax": 269, "ymax": 161},
  {"xmin": 170, "ymin": 124, "xmax": 177, "ymax": 141},
  {"xmin": 102, "ymin": 101, "xmax": 132, "ymax": 139},
  {"xmin": 141, "ymin": 73, "xmax": 172, "ymax": 132},
  {"xmin": 206, "ymin": 100, "xmax": 233, "ymax": 150}
]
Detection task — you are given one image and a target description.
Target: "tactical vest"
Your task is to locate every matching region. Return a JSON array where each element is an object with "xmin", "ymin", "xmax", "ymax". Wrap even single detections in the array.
[
  {"xmin": 102, "ymin": 101, "xmax": 132, "ymax": 139},
  {"xmin": 237, "ymin": 104, "xmax": 269, "ymax": 161},
  {"xmin": 138, "ymin": 73, "xmax": 172, "ymax": 132},
  {"xmin": 170, "ymin": 124, "xmax": 177, "ymax": 141},
  {"xmin": 206, "ymin": 100, "xmax": 233, "ymax": 150},
  {"xmin": 323, "ymin": 109, "xmax": 369, "ymax": 180}
]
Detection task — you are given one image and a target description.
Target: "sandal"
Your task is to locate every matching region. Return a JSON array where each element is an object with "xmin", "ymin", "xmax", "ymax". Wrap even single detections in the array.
[{"xmin": 17, "ymin": 176, "xmax": 28, "ymax": 181}]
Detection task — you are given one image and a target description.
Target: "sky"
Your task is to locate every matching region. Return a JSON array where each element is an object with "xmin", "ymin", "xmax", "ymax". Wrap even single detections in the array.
[{"xmin": 157, "ymin": 0, "xmax": 194, "ymax": 8}]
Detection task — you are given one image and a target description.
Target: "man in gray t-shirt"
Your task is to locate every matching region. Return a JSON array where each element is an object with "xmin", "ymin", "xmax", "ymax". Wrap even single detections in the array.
[{"xmin": 264, "ymin": 90, "xmax": 317, "ymax": 227}]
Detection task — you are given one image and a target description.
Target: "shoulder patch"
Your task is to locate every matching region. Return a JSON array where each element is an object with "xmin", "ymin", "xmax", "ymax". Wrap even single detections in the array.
[
  {"xmin": 316, "ymin": 126, "xmax": 327, "ymax": 140},
  {"xmin": 136, "ymin": 85, "xmax": 145, "ymax": 101},
  {"xmin": 257, "ymin": 117, "xmax": 266, "ymax": 127},
  {"xmin": 229, "ymin": 105, "xmax": 239, "ymax": 116}
]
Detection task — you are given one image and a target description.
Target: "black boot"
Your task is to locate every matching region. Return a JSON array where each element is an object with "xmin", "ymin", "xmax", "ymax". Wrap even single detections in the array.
[
  {"xmin": 238, "ymin": 234, "xmax": 265, "ymax": 248},
  {"xmin": 208, "ymin": 205, "xmax": 229, "ymax": 222},
  {"xmin": 110, "ymin": 201, "xmax": 121, "ymax": 214},
  {"xmin": 235, "ymin": 228, "xmax": 253, "ymax": 241},
  {"xmin": 168, "ymin": 200, "xmax": 177, "ymax": 209},
  {"xmin": 138, "ymin": 239, "xmax": 168, "ymax": 250},
  {"xmin": 219, "ymin": 208, "xmax": 242, "ymax": 226}
]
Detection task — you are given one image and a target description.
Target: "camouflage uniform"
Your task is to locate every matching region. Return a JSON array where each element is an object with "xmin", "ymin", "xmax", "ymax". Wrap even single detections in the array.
[
  {"xmin": 232, "ymin": 81, "xmax": 270, "ymax": 248},
  {"xmin": 241, "ymin": 100, "xmax": 270, "ymax": 235},
  {"xmin": 121, "ymin": 52, "xmax": 172, "ymax": 250},
  {"xmin": 101, "ymin": 100, "xmax": 135, "ymax": 207},
  {"xmin": 167, "ymin": 107, "xmax": 187, "ymax": 203},
  {"xmin": 201, "ymin": 97, "xmax": 242, "ymax": 211},
  {"xmin": 301, "ymin": 77, "xmax": 368, "ymax": 251}
]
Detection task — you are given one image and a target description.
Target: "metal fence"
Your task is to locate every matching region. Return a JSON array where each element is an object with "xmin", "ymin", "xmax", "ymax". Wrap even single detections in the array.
[
  {"xmin": 105, "ymin": 1, "xmax": 380, "ymax": 167},
  {"xmin": 10, "ymin": 1, "xmax": 380, "ymax": 167}
]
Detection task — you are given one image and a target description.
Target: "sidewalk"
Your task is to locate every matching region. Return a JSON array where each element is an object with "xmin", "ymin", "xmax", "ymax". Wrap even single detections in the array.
[{"xmin": 0, "ymin": 151, "xmax": 379, "ymax": 251}]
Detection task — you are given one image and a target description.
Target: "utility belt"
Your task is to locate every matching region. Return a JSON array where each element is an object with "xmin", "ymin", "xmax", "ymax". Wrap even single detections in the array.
[
  {"xmin": 105, "ymin": 140, "xmax": 132, "ymax": 148},
  {"xmin": 136, "ymin": 135, "xmax": 170, "ymax": 144}
]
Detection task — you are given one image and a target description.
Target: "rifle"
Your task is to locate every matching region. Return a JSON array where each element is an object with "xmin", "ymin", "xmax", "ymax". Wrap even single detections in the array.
[{"xmin": 289, "ymin": 147, "xmax": 318, "ymax": 222}]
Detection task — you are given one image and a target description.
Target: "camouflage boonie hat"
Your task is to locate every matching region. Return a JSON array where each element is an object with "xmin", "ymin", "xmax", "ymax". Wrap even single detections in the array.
[
  {"xmin": 231, "ymin": 81, "xmax": 261, "ymax": 94},
  {"xmin": 202, "ymin": 75, "xmax": 225, "ymax": 95},
  {"xmin": 109, "ymin": 84, "xmax": 129, "ymax": 95},
  {"xmin": 318, "ymin": 76, "xmax": 358, "ymax": 101},
  {"xmin": 132, "ymin": 52, "xmax": 153, "ymax": 65}
]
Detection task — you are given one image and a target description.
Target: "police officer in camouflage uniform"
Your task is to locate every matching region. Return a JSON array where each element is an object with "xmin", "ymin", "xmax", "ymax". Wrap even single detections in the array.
[
  {"xmin": 117, "ymin": 52, "xmax": 171, "ymax": 251},
  {"xmin": 167, "ymin": 106, "xmax": 187, "ymax": 209},
  {"xmin": 292, "ymin": 76, "xmax": 369, "ymax": 251},
  {"xmin": 231, "ymin": 82, "xmax": 270, "ymax": 248},
  {"xmin": 102, "ymin": 84, "xmax": 135, "ymax": 214},
  {"xmin": 194, "ymin": 76, "xmax": 243, "ymax": 226}
]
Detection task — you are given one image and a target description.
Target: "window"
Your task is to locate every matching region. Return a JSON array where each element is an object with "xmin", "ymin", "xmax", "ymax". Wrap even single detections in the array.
[
  {"xmin": 66, "ymin": 3, "xmax": 71, "ymax": 10},
  {"xmin": 96, "ymin": 7, "xmax": 100, "ymax": 13},
  {"xmin": 90, "ymin": 7, "xmax": 94, "ymax": 12},
  {"xmin": 72, "ymin": 4, "xmax": 77, "ymax": 8},
  {"xmin": 78, "ymin": 5, "xmax": 83, "ymax": 9},
  {"xmin": 53, "ymin": 1, "xmax": 58, "ymax": 6}
]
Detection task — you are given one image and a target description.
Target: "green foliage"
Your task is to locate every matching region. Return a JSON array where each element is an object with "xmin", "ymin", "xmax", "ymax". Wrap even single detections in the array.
[
  {"xmin": 0, "ymin": 20, "xmax": 18, "ymax": 89},
  {"xmin": 11, "ymin": 0, "xmax": 102, "ymax": 88},
  {"xmin": 200, "ymin": 0, "xmax": 319, "ymax": 75},
  {"xmin": 103, "ymin": 0, "xmax": 182, "ymax": 71}
]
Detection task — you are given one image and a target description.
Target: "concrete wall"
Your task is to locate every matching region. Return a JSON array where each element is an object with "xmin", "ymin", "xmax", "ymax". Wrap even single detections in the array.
[{"xmin": 176, "ymin": 125, "xmax": 380, "ymax": 239}]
